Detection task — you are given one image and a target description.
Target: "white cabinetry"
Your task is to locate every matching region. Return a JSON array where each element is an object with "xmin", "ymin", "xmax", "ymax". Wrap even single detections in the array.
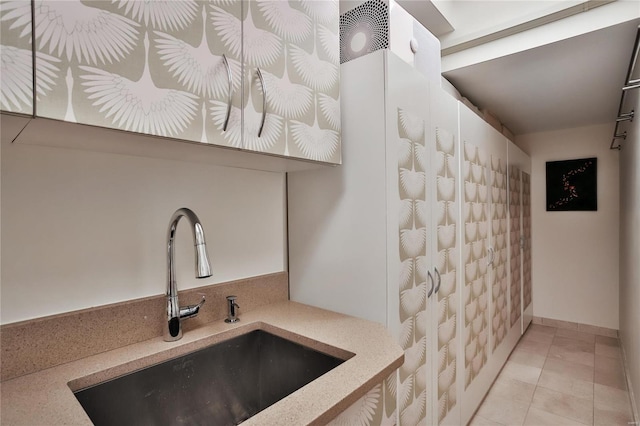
[
  {"xmin": 3, "ymin": 0, "xmax": 340, "ymax": 165},
  {"xmin": 457, "ymin": 107, "xmax": 533, "ymax": 424},
  {"xmin": 289, "ymin": 50, "xmax": 463, "ymax": 425},
  {"xmin": 523, "ymin": 170, "xmax": 533, "ymax": 324},
  {"xmin": 290, "ymin": 50, "xmax": 532, "ymax": 425},
  {"xmin": 508, "ymin": 142, "xmax": 534, "ymax": 333},
  {"xmin": 458, "ymin": 105, "xmax": 521, "ymax": 423},
  {"xmin": 428, "ymin": 82, "xmax": 461, "ymax": 426}
]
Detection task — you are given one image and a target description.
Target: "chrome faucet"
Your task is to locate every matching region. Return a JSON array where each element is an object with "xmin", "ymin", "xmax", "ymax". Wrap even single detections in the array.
[{"xmin": 164, "ymin": 208, "xmax": 212, "ymax": 342}]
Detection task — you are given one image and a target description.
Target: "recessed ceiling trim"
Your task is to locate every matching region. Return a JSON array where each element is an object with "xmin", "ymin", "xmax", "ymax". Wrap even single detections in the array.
[
  {"xmin": 441, "ymin": 0, "xmax": 614, "ymax": 56},
  {"xmin": 395, "ymin": 0, "xmax": 454, "ymax": 37}
]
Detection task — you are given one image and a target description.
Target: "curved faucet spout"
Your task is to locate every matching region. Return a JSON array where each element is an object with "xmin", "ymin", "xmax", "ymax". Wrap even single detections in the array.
[{"xmin": 165, "ymin": 208, "xmax": 212, "ymax": 342}]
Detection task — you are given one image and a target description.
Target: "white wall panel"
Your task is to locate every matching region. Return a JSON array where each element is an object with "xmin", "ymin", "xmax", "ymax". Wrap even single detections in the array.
[
  {"xmin": 1, "ymin": 115, "xmax": 286, "ymax": 324},
  {"xmin": 516, "ymin": 123, "xmax": 620, "ymax": 330},
  {"xmin": 618, "ymin": 87, "xmax": 640, "ymax": 419}
]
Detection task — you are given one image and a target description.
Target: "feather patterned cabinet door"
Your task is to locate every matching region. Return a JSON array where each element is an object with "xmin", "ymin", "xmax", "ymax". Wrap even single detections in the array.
[
  {"xmin": 388, "ymin": 55, "xmax": 464, "ymax": 426},
  {"xmin": 289, "ymin": 50, "xmax": 464, "ymax": 425},
  {"xmin": 289, "ymin": 49, "xmax": 531, "ymax": 425},
  {"xmin": 29, "ymin": 1, "xmax": 227, "ymax": 144},
  {"xmin": 241, "ymin": 0, "xmax": 341, "ymax": 164},
  {"xmin": 386, "ymin": 54, "xmax": 433, "ymax": 426},
  {"xmin": 0, "ymin": 0, "xmax": 35, "ymax": 115},
  {"xmin": 458, "ymin": 104, "xmax": 526, "ymax": 425},
  {"xmin": 23, "ymin": 0, "xmax": 340, "ymax": 164},
  {"xmin": 507, "ymin": 142, "xmax": 533, "ymax": 334},
  {"xmin": 428, "ymin": 80, "xmax": 461, "ymax": 426}
]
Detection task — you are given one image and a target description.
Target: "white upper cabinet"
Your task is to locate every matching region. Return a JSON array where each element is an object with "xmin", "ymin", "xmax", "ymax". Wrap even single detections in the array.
[
  {"xmin": 12, "ymin": 0, "xmax": 339, "ymax": 165},
  {"xmin": 1, "ymin": 0, "xmax": 35, "ymax": 115}
]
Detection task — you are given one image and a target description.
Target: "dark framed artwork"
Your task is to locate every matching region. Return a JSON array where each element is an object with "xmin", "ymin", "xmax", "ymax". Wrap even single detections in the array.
[{"xmin": 546, "ymin": 157, "xmax": 597, "ymax": 211}]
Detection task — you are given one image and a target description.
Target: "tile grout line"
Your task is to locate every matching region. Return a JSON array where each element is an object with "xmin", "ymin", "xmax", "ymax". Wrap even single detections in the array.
[{"xmin": 525, "ymin": 325, "xmax": 555, "ymax": 426}]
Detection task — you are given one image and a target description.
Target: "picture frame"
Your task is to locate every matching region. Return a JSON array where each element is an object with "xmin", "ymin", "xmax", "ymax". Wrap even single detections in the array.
[{"xmin": 546, "ymin": 157, "xmax": 597, "ymax": 211}]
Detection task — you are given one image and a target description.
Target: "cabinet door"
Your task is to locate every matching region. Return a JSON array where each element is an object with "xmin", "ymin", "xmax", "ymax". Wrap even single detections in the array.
[
  {"xmin": 32, "ymin": 1, "xmax": 241, "ymax": 146},
  {"xmin": 487, "ymin": 127, "xmax": 509, "ymax": 355},
  {"xmin": 459, "ymin": 104, "xmax": 512, "ymax": 423},
  {"xmin": 508, "ymin": 163, "xmax": 523, "ymax": 331},
  {"xmin": 241, "ymin": 0, "xmax": 340, "ymax": 164},
  {"xmin": 386, "ymin": 53, "xmax": 431, "ymax": 426},
  {"xmin": 460, "ymin": 104, "xmax": 491, "ymax": 410},
  {"xmin": 522, "ymin": 171, "xmax": 533, "ymax": 328},
  {"xmin": 1, "ymin": 0, "xmax": 35, "ymax": 115},
  {"xmin": 428, "ymin": 83, "xmax": 461, "ymax": 426},
  {"xmin": 507, "ymin": 141, "xmax": 532, "ymax": 334}
]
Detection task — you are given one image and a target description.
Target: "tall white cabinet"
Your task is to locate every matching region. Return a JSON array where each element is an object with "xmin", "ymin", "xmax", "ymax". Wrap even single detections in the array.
[
  {"xmin": 289, "ymin": 49, "xmax": 532, "ymax": 425},
  {"xmin": 289, "ymin": 50, "xmax": 464, "ymax": 425},
  {"xmin": 388, "ymin": 53, "xmax": 463, "ymax": 426},
  {"xmin": 458, "ymin": 105, "xmax": 523, "ymax": 423}
]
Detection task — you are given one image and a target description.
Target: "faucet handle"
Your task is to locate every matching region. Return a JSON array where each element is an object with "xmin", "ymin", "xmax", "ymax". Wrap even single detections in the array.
[{"xmin": 179, "ymin": 295, "xmax": 206, "ymax": 320}]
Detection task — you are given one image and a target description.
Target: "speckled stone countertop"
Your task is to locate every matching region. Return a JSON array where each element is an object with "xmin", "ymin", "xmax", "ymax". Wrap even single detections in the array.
[{"xmin": 0, "ymin": 301, "xmax": 403, "ymax": 425}]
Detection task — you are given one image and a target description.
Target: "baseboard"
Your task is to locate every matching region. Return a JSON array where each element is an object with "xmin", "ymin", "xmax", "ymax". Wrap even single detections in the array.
[
  {"xmin": 620, "ymin": 336, "xmax": 640, "ymax": 425},
  {"xmin": 532, "ymin": 316, "xmax": 618, "ymax": 338}
]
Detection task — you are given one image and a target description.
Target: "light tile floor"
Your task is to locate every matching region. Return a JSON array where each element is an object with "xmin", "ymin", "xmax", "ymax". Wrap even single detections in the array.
[{"xmin": 470, "ymin": 324, "xmax": 635, "ymax": 426}]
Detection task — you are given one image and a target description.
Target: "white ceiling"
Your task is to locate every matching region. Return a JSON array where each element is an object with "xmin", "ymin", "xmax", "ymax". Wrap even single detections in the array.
[
  {"xmin": 339, "ymin": 1, "xmax": 639, "ymax": 135},
  {"xmin": 442, "ymin": 18, "xmax": 640, "ymax": 135}
]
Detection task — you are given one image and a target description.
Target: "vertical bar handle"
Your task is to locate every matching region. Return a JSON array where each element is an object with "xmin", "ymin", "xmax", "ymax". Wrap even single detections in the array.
[
  {"xmin": 434, "ymin": 267, "xmax": 441, "ymax": 294},
  {"xmin": 221, "ymin": 54, "xmax": 233, "ymax": 132},
  {"xmin": 427, "ymin": 270, "xmax": 434, "ymax": 298},
  {"xmin": 256, "ymin": 68, "xmax": 266, "ymax": 138}
]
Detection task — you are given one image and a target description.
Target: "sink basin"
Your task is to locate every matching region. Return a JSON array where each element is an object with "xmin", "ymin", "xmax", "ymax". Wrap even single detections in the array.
[{"xmin": 73, "ymin": 329, "xmax": 348, "ymax": 425}]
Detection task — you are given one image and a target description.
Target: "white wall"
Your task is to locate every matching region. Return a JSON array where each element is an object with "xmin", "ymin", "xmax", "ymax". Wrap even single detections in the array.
[
  {"xmin": 1, "ymin": 117, "xmax": 286, "ymax": 325},
  {"xmin": 516, "ymin": 123, "xmax": 620, "ymax": 330},
  {"xmin": 618, "ymin": 87, "xmax": 640, "ymax": 419},
  {"xmin": 288, "ymin": 51, "xmax": 389, "ymax": 325}
]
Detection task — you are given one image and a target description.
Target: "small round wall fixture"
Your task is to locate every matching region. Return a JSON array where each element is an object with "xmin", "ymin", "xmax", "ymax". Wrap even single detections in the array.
[{"xmin": 410, "ymin": 38, "xmax": 419, "ymax": 54}]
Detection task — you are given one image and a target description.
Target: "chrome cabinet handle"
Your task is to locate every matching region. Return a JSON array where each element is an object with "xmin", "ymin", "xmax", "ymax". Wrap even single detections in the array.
[
  {"xmin": 434, "ymin": 267, "xmax": 441, "ymax": 294},
  {"xmin": 221, "ymin": 54, "xmax": 233, "ymax": 132},
  {"xmin": 427, "ymin": 270, "xmax": 435, "ymax": 298},
  {"xmin": 488, "ymin": 247, "xmax": 495, "ymax": 266},
  {"xmin": 256, "ymin": 68, "xmax": 266, "ymax": 138}
]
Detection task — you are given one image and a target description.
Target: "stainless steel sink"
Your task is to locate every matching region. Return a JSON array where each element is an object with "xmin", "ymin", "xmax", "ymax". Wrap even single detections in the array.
[{"xmin": 73, "ymin": 329, "xmax": 348, "ymax": 425}]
